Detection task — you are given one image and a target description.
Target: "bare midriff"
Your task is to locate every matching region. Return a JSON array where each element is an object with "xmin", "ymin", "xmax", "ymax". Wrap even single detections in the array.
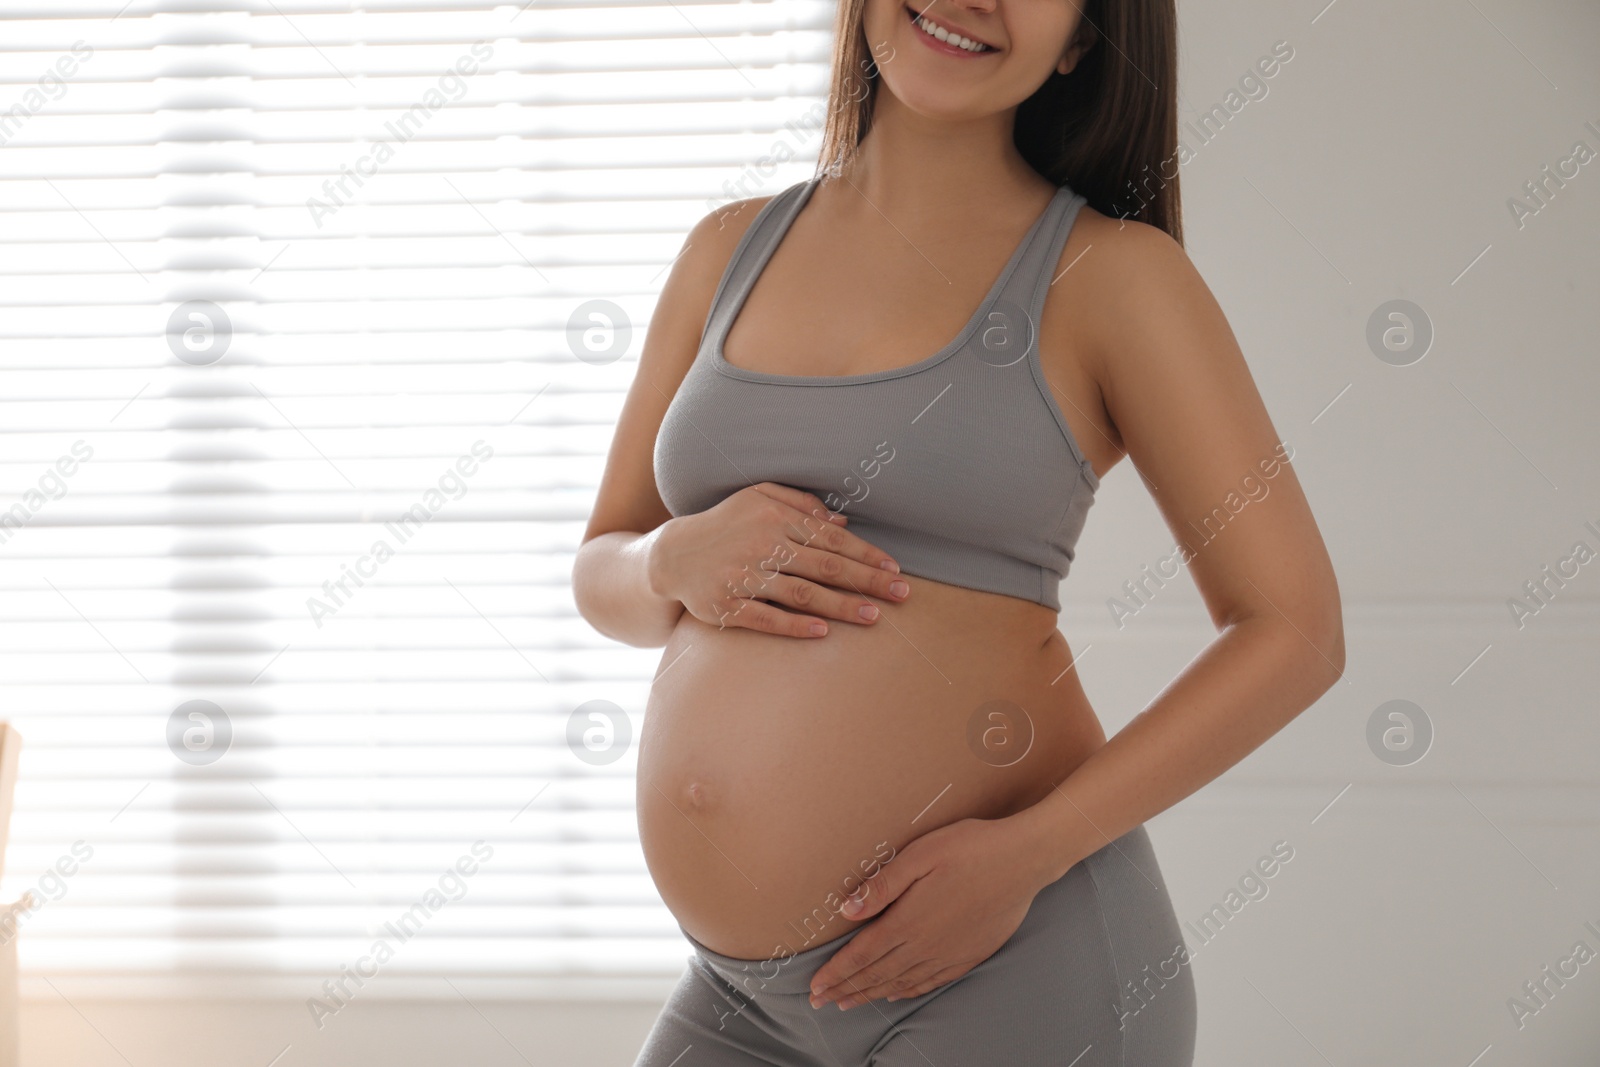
[{"xmin": 636, "ymin": 573, "xmax": 1107, "ymax": 961}]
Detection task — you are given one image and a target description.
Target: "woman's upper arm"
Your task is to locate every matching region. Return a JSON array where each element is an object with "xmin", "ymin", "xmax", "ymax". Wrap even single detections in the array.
[
  {"xmin": 581, "ymin": 197, "xmax": 772, "ymax": 544},
  {"xmin": 1081, "ymin": 222, "xmax": 1342, "ymax": 647}
]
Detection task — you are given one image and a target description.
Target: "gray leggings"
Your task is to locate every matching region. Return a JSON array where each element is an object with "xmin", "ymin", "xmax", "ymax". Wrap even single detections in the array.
[{"xmin": 633, "ymin": 825, "xmax": 1196, "ymax": 1066}]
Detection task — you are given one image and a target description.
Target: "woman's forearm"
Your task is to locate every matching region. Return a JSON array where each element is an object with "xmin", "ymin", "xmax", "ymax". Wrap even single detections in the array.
[
  {"xmin": 1005, "ymin": 611, "xmax": 1345, "ymax": 889},
  {"xmin": 572, "ymin": 528, "xmax": 685, "ymax": 648}
]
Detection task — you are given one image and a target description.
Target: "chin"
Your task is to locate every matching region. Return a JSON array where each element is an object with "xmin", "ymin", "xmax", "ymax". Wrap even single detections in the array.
[{"xmin": 876, "ymin": 75, "xmax": 1020, "ymax": 125}]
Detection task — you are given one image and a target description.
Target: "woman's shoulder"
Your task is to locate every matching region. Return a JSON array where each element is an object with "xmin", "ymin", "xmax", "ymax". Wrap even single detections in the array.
[
  {"xmin": 1037, "ymin": 198, "xmax": 1224, "ymax": 467},
  {"xmin": 1046, "ymin": 200, "xmax": 1206, "ymax": 362},
  {"xmin": 682, "ymin": 191, "xmax": 787, "ymax": 275},
  {"xmin": 1064, "ymin": 202, "xmax": 1187, "ymax": 276},
  {"xmin": 661, "ymin": 191, "xmax": 787, "ymax": 325},
  {"xmin": 637, "ymin": 189, "xmax": 793, "ymax": 395}
]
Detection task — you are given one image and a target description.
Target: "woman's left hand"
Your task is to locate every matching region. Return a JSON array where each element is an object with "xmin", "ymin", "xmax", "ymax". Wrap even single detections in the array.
[{"xmin": 807, "ymin": 815, "xmax": 1055, "ymax": 1011}]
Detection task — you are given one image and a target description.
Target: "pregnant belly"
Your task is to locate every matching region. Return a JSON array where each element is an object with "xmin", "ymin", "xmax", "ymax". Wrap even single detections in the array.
[{"xmin": 636, "ymin": 576, "xmax": 1108, "ymax": 961}]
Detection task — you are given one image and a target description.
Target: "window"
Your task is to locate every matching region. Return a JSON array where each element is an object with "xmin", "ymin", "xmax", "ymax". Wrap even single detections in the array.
[{"xmin": 0, "ymin": 0, "xmax": 832, "ymax": 998}]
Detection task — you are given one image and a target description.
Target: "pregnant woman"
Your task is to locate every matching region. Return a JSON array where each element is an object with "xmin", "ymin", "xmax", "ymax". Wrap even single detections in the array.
[{"xmin": 574, "ymin": 0, "xmax": 1343, "ymax": 1062}]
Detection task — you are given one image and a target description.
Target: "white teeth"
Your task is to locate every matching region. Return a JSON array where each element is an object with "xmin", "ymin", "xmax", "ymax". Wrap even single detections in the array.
[{"xmin": 912, "ymin": 12, "xmax": 990, "ymax": 53}]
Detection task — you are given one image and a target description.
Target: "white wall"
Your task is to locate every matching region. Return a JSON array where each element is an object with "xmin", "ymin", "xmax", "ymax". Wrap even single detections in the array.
[{"xmin": 22, "ymin": 0, "xmax": 1600, "ymax": 1063}]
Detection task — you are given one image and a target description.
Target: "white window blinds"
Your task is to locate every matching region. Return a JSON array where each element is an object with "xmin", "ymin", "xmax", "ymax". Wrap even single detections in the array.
[{"xmin": 0, "ymin": 0, "xmax": 832, "ymax": 999}]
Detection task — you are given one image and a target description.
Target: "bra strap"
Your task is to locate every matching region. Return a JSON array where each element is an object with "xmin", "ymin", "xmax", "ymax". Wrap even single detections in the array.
[
  {"xmin": 699, "ymin": 179, "xmax": 815, "ymax": 347},
  {"xmin": 1010, "ymin": 185, "xmax": 1089, "ymax": 328}
]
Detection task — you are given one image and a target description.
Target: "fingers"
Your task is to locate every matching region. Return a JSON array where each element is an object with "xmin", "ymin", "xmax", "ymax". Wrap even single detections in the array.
[
  {"xmin": 777, "ymin": 500, "xmax": 902, "ymax": 579},
  {"xmin": 839, "ymin": 852, "xmax": 908, "ymax": 922},
  {"xmin": 748, "ymin": 482, "xmax": 850, "ymax": 528},
  {"xmin": 809, "ymin": 927, "xmax": 905, "ymax": 1006},
  {"xmin": 843, "ymin": 957, "xmax": 949, "ymax": 1008},
  {"xmin": 712, "ymin": 544, "xmax": 910, "ymax": 634},
  {"xmin": 825, "ymin": 959, "xmax": 970, "ymax": 1010},
  {"xmin": 811, "ymin": 940, "xmax": 923, "ymax": 1010},
  {"xmin": 743, "ymin": 482, "xmax": 898, "ymax": 576},
  {"xmin": 709, "ymin": 575, "xmax": 859, "ymax": 636},
  {"xmin": 711, "ymin": 593, "xmax": 830, "ymax": 640},
  {"xmin": 785, "ymin": 541, "xmax": 910, "ymax": 607},
  {"xmin": 770, "ymin": 571, "xmax": 898, "ymax": 628},
  {"xmin": 885, "ymin": 964, "xmax": 969, "ymax": 1004},
  {"xmin": 704, "ymin": 482, "xmax": 911, "ymax": 638},
  {"xmin": 712, "ymin": 569, "xmax": 899, "ymax": 637}
]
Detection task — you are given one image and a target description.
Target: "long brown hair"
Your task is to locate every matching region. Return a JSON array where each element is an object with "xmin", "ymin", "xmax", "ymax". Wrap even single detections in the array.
[{"xmin": 815, "ymin": 0, "xmax": 1183, "ymax": 246}]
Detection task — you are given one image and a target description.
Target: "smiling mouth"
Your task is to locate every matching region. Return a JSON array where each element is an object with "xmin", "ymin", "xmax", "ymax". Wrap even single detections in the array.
[{"xmin": 905, "ymin": 3, "xmax": 998, "ymax": 54}]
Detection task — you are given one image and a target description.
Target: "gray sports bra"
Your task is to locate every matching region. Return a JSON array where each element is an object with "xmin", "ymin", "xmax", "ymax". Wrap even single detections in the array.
[{"xmin": 653, "ymin": 175, "xmax": 1098, "ymax": 612}]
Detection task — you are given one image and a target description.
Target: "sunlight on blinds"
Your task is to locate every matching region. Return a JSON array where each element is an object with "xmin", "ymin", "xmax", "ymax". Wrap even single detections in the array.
[{"xmin": 0, "ymin": 0, "xmax": 832, "ymax": 998}]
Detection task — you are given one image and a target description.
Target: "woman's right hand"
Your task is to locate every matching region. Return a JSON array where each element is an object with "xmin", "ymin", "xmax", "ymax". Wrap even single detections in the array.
[{"xmin": 646, "ymin": 482, "xmax": 911, "ymax": 638}]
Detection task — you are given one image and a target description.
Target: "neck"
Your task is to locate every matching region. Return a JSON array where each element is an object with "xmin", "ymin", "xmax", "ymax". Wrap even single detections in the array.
[{"xmin": 831, "ymin": 90, "xmax": 1050, "ymax": 215}]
